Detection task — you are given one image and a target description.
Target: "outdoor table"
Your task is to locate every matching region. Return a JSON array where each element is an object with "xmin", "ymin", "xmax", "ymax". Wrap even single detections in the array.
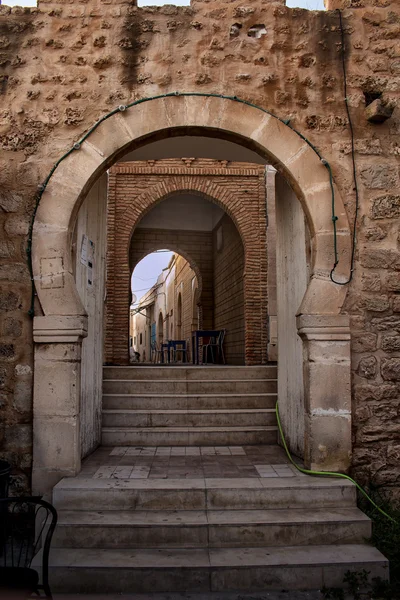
[
  {"xmin": 191, "ymin": 330, "xmax": 222, "ymax": 365},
  {"xmin": 161, "ymin": 340, "xmax": 187, "ymax": 363},
  {"xmin": 168, "ymin": 340, "xmax": 187, "ymax": 363}
]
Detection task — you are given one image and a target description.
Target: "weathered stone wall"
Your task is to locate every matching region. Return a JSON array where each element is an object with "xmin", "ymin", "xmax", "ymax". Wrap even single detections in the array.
[{"xmin": 0, "ymin": 0, "xmax": 399, "ymax": 494}]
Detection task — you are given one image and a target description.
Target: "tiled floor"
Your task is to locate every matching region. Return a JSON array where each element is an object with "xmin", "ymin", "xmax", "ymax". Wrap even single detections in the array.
[{"xmin": 79, "ymin": 445, "xmax": 304, "ymax": 480}]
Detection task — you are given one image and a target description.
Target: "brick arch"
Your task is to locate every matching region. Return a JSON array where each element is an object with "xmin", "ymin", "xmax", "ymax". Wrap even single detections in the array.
[{"xmin": 107, "ymin": 178, "xmax": 257, "ymax": 365}]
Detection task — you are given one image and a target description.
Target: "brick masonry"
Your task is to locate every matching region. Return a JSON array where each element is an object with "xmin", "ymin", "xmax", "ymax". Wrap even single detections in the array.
[{"xmin": 106, "ymin": 159, "xmax": 266, "ymax": 366}]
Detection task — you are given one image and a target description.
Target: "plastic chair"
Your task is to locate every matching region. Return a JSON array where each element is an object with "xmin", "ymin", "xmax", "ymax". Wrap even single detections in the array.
[
  {"xmin": 0, "ymin": 496, "xmax": 58, "ymax": 599},
  {"xmin": 202, "ymin": 329, "xmax": 226, "ymax": 365}
]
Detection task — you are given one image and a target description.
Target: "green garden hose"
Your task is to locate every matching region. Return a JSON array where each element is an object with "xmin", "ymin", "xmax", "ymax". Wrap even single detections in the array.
[{"xmin": 275, "ymin": 401, "xmax": 397, "ymax": 524}]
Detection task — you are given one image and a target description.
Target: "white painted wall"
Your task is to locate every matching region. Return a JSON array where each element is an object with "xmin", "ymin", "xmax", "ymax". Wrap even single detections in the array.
[
  {"xmin": 137, "ymin": 194, "xmax": 223, "ymax": 231},
  {"xmin": 275, "ymin": 174, "xmax": 308, "ymax": 458},
  {"xmin": 74, "ymin": 174, "xmax": 108, "ymax": 458}
]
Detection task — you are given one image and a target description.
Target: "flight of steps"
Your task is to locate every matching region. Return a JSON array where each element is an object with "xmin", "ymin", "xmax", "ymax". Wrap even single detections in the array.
[
  {"xmin": 45, "ymin": 366, "xmax": 389, "ymax": 593},
  {"xmin": 49, "ymin": 476, "xmax": 388, "ymax": 593},
  {"xmin": 101, "ymin": 365, "xmax": 279, "ymax": 446}
]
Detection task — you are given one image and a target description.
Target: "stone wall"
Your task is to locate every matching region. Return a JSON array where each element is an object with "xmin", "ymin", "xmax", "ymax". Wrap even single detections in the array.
[{"xmin": 0, "ymin": 0, "xmax": 399, "ymax": 494}]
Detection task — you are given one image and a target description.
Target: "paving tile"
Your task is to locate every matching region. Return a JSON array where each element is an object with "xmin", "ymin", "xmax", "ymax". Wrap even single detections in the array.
[
  {"xmin": 171, "ymin": 447, "xmax": 186, "ymax": 455},
  {"xmin": 109, "ymin": 447, "xmax": 128, "ymax": 456},
  {"xmin": 156, "ymin": 447, "xmax": 171, "ymax": 455},
  {"xmin": 229, "ymin": 447, "xmax": 246, "ymax": 455},
  {"xmin": 129, "ymin": 466, "xmax": 151, "ymax": 479},
  {"xmin": 125, "ymin": 448, "xmax": 144, "ymax": 456},
  {"xmin": 93, "ymin": 466, "xmax": 116, "ymax": 479},
  {"xmin": 112, "ymin": 466, "xmax": 134, "ymax": 479},
  {"xmin": 215, "ymin": 447, "xmax": 231, "ymax": 455},
  {"xmin": 185, "ymin": 447, "xmax": 201, "ymax": 455},
  {"xmin": 141, "ymin": 448, "xmax": 157, "ymax": 456}
]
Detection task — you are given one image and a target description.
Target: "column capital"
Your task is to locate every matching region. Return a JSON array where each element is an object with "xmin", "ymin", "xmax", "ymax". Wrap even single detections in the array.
[
  {"xmin": 33, "ymin": 315, "xmax": 88, "ymax": 343},
  {"xmin": 297, "ymin": 314, "xmax": 350, "ymax": 341}
]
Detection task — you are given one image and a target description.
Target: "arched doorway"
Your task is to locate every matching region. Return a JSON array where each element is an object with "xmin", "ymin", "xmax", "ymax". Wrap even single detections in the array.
[{"xmin": 31, "ymin": 95, "xmax": 352, "ymax": 495}]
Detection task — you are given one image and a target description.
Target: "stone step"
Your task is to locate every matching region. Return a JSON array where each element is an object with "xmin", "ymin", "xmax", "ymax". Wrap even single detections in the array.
[
  {"xmin": 102, "ymin": 393, "xmax": 278, "ymax": 411},
  {"xmin": 53, "ymin": 508, "xmax": 371, "ymax": 549},
  {"xmin": 53, "ymin": 477, "xmax": 357, "ymax": 512},
  {"xmin": 102, "ymin": 409, "xmax": 277, "ymax": 428},
  {"xmin": 41, "ymin": 545, "xmax": 388, "ymax": 593},
  {"xmin": 101, "ymin": 426, "xmax": 278, "ymax": 446},
  {"xmin": 103, "ymin": 366, "xmax": 278, "ymax": 381},
  {"xmin": 103, "ymin": 380, "xmax": 278, "ymax": 395}
]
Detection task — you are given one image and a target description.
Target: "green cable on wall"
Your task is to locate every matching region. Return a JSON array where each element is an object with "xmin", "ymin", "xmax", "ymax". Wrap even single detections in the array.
[{"xmin": 275, "ymin": 401, "xmax": 397, "ymax": 524}]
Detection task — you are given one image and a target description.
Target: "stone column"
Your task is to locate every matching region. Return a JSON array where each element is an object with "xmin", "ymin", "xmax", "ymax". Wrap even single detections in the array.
[
  {"xmin": 32, "ymin": 315, "xmax": 87, "ymax": 498},
  {"xmin": 298, "ymin": 314, "xmax": 352, "ymax": 473}
]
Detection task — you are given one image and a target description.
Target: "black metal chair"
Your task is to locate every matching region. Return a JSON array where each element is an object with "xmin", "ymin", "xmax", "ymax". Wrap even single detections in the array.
[
  {"xmin": 0, "ymin": 497, "xmax": 58, "ymax": 599},
  {"xmin": 202, "ymin": 329, "xmax": 226, "ymax": 365}
]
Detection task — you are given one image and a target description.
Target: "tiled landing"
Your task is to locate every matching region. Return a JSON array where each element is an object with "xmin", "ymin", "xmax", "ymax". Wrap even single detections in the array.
[{"xmin": 79, "ymin": 445, "xmax": 303, "ymax": 480}]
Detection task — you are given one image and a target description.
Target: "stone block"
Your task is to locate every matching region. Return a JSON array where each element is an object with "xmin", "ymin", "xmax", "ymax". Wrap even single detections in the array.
[
  {"xmin": 4, "ymin": 424, "xmax": 32, "ymax": 448},
  {"xmin": 0, "ymin": 191, "xmax": 23, "ymax": 213},
  {"xmin": 0, "ymin": 241, "xmax": 15, "ymax": 258},
  {"xmin": 393, "ymin": 297, "xmax": 400, "ymax": 312},
  {"xmin": 363, "ymin": 294, "xmax": 390, "ymax": 312},
  {"xmin": 352, "ymin": 332, "xmax": 378, "ymax": 353},
  {"xmin": 307, "ymin": 340, "xmax": 350, "ymax": 363},
  {"xmin": 357, "ymin": 356, "xmax": 378, "ymax": 379},
  {"xmin": 370, "ymin": 315, "xmax": 400, "ymax": 332},
  {"xmin": 364, "ymin": 226, "xmax": 387, "ymax": 241},
  {"xmin": 0, "ymin": 264, "xmax": 30, "ymax": 284},
  {"xmin": 354, "ymin": 383, "xmax": 398, "ymax": 402},
  {"xmin": 361, "ymin": 272, "xmax": 381, "ymax": 292},
  {"xmin": 0, "ymin": 344, "xmax": 16, "ymax": 361},
  {"xmin": 33, "ymin": 417, "xmax": 80, "ymax": 471},
  {"xmin": 307, "ymin": 362, "xmax": 351, "ymax": 412},
  {"xmin": 381, "ymin": 334, "xmax": 400, "ymax": 352},
  {"xmin": 34, "ymin": 360, "xmax": 80, "ymax": 417},
  {"xmin": 0, "ymin": 291, "xmax": 20, "ymax": 312},
  {"xmin": 360, "ymin": 249, "xmax": 400, "ymax": 271},
  {"xmin": 386, "ymin": 273, "xmax": 400, "ymax": 291},
  {"xmin": 360, "ymin": 165, "xmax": 398, "ymax": 190},
  {"xmin": 2, "ymin": 318, "xmax": 22, "ymax": 338},
  {"xmin": 381, "ymin": 358, "xmax": 400, "ymax": 380},
  {"xmin": 365, "ymin": 98, "xmax": 395, "ymax": 123},
  {"xmin": 371, "ymin": 194, "xmax": 400, "ymax": 219},
  {"xmin": 4, "ymin": 215, "xmax": 30, "ymax": 236},
  {"xmin": 305, "ymin": 414, "xmax": 352, "ymax": 472}
]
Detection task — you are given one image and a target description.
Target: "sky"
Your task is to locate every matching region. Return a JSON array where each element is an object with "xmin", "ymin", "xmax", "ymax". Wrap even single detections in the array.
[
  {"xmin": 131, "ymin": 251, "xmax": 174, "ymax": 307},
  {"xmin": 5, "ymin": 0, "xmax": 326, "ymax": 9}
]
